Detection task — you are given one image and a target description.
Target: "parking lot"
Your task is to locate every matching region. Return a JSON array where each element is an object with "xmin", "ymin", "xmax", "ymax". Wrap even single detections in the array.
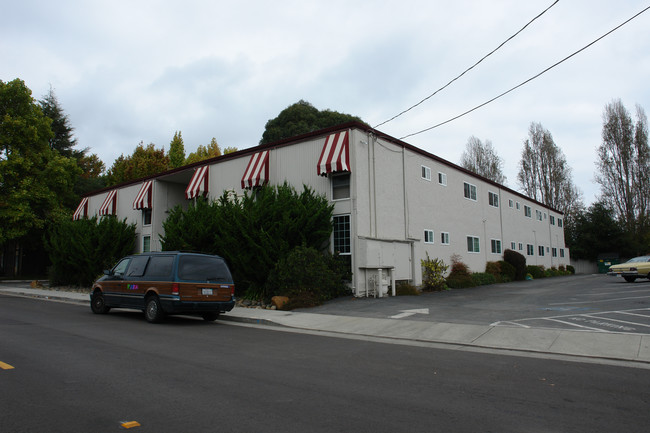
[{"xmin": 304, "ymin": 274, "xmax": 650, "ymax": 335}]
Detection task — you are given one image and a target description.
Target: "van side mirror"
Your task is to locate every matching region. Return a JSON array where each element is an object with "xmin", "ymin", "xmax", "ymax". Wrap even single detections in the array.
[{"xmin": 103, "ymin": 269, "xmax": 112, "ymax": 276}]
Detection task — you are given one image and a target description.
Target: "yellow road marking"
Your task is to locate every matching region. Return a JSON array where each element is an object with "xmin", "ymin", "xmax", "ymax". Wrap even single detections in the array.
[
  {"xmin": 0, "ymin": 361, "xmax": 15, "ymax": 370},
  {"xmin": 121, "ymin": 421, "xmax": 141, "ymax": 429}
]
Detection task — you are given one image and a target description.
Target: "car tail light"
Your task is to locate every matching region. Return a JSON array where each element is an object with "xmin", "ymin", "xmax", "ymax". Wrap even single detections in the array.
[
  {"xmin": 172, "ymin": 283, "xmax": 180, "ymax": 296},
  {"xmin": 230, "ymin": 286, "xmax": 235, "ymax": 297}
]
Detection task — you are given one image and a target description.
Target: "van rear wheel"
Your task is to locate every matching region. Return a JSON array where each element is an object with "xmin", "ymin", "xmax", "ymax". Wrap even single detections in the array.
[{"xmin": 145, "ymin": 295, "xmax": 165, "ymax": 323}]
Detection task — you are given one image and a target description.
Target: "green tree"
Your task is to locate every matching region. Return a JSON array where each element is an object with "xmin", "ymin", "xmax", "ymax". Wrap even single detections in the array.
[
  {"xmin": 185, "ymin": 137, "xmax": 221, "ymax": 164},
  {"xmin": 0, "ymin": 79, "xmax": 81, "ymax": 245},
  {"xmin": 106, "ymin": 141, "xmax": 170, "ymax": 185},
  {"xmin": 595, "ymin": 99, "xmax": 650, "ymax": 254},
  {"xmin": 223, "ymin": 146, "xmax": 238, "ymax": 155},
  {"xmin": 168, "ymin": 131, "xmax": 186, "ymax": 168},
  {"xmin": 39, "ymin": 86, "xmax": 81, "ymax": 158},
  {"xmin": 259, "ymin": 100, "xmax": 365, "ymax": 145},
  {"xmin": 160, "ymin": 183, "xmax": 334, "ymax": 299},
  {"xmin": 567, "ymin": 201, "xmax": 624, "ymax": 260},
  {"xmin": 460, "ymin": 136, "xmax": 507, "ymax": 184}
]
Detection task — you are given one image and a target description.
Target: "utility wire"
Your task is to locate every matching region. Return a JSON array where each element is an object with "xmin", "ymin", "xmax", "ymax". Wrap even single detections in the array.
[
  {"xmin": 400, "ymin": 5, "xmax": 650, "ymax": 140},
  {"xmin": 373, "ymin": 0, "xmax": 560, "ymax": 129}
]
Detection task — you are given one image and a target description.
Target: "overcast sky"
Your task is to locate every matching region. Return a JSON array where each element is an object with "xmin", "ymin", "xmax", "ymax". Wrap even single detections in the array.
[{"xmin": 3, "ymin": 0, "xmax": 649, "ymax": 204}]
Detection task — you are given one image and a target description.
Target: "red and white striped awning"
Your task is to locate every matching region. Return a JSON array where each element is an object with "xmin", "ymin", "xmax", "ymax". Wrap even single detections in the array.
[
  {"xmin": 241, "ymin": 151, "xmax": 269, "ymax": 189},
  {"xmin": 185, "ymin": 165, "xmax": 209, "ymax": 200},
  {"xmin": 72, "ymin": 197, "xmax": 89, "ymax": 221},
  {"xmin": 99, "ymin": 190, "xmax": 117, "ymax": 216},
  {"xmin": 317, "ymin": 131, "xmax": 350, "ymax": 176},
  {"xmin": 133, "ymin": 180, "xmax": 153, "ymax": 210}
]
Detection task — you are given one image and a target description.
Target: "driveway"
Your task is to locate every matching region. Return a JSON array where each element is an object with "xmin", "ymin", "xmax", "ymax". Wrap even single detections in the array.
[{"xmin": 301, "ymin": 274, "xmax": 650, "ymax": 335}]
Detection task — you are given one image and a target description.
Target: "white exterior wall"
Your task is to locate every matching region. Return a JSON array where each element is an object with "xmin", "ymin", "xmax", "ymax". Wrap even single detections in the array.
[{"xmin": 79, "ymin": 124, "xmax": 569, "ymax": 293}]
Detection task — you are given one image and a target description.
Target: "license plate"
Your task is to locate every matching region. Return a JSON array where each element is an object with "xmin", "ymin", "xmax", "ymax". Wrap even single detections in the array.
[{"xmin": 201, "ymin": 288, "xmax": 213, "ymax": 295}]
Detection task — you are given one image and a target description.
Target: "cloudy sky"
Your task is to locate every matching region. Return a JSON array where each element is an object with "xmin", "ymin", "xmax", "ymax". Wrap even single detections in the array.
[{"xmin": 3, "ymin": 0, "xmax": 649, "ymax": 204}]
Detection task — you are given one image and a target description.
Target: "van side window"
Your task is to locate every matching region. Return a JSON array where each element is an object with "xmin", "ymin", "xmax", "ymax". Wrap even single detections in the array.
[
  {"xmin": 126, "ymin": 256, "xmax": 150, "ymax": 277},
  {"xmin": 144, "ymin": 256, "xmax": 175, "ymax": 279}
]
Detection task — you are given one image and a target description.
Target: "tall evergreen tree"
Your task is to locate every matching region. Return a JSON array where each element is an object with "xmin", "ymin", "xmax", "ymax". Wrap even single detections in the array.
[{"xmin": 168, "ymin": 131, "xmax": 186, "ymax": 168}]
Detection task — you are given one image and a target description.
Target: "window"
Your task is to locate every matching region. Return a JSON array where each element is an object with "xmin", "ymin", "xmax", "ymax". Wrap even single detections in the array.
[
  {"xmin": 516, "ymin": 202, "xmax": 521, "ymax": 210},
  {"xmin": 127, "ymin": 255, "xmax": 150, "ymax": 277},
  {"xmin": 467, "ymin": 236, "xmax": 480, "ymax": 253},
  {"xmin": 178, "ymin": 255, "xmax": 233, "ymax": 282},
  {"xmin": 519, "ymin": 242, "xmax": 523, "ymax": 251},
  {"xmin": 142, "ymin": 235, "xmax": 151, "ymax": 253},
  {"xmin": 509, "ymin": 199, "xmax": 514, "ymax": 208},
  {"xmin": 488, "ymin": 191, "xmax": 499, "ymax": 208},
  {"xmin": 560, "ymin": 249, "xmax": 565, "ymax": 258},
  {"xmin": 464, "ymin": 182, "xmax": 477, "ymax": 201},
  {"xmin": 332, "ymin": 173, "xmax": 350, "ymax": 200},
  {"xmin": 550, "ymin": 215, "xmax": 556, "ymax": 225},
  {"xmin": 527, "ymin": 244, "xmax": 534, "ymax": 256},
  {"xmin": 421, "ymin": 165, "xmax": 431, "ymax": 181},
  {"xmin": 538, "ymin": 245, "xmax": 545, "ymax": 256},
  {"xmin": 524, "ymin": 205, "xmax": 532, "ymax": 218},
  {"xmin": 112, "ymin": 258, "xmax": 131, "ymax": 276},
  {"xmin": 424, "ymin": 230, "xmax": 434, "ymax": 244},
  {"xmin": 511, "ymin": 242, "xmax": 516, "ymax": 250},
  {"xmin": 441, "ymin": 232, "xmax": 450, "ymax": 245},
  {"xmin": 552, "ymin": 248, "xmax": 558, "ymax": 257},
  {"xmin": 536, "ymin": 210, "xmax": 543, "ymax": 221},
  {"xmin": 491, "ymin": 239, "xmax": 502, "ymax": 254},
  {"xmin": 143, "ymin": 208, "xmax": 152, "ymax": 226},
  {"xmin": 333, "ymin": 215, "xmax": 351, "ymax": 255},
  {"xmin": 558, "ymin": 218, "xmax": 563, "ymax": 228},
  {"xmin": 144, "ymin": 255, "xmax": 174, "ymax": 279},
  {"xmin": 438, "ymin": 172, "xmax": 447, "ymax": 186}
]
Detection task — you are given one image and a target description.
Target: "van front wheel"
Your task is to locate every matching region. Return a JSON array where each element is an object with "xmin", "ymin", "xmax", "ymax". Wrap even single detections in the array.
[{"xmin": 145, "ymin": 296, "xmax": 165, "ymax": 323}]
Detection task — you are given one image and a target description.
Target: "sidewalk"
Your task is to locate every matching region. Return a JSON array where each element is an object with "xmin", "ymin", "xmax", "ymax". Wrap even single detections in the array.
[{"xmin": 2, "ymin": 284, "xmax": 649, "ymax": 366}]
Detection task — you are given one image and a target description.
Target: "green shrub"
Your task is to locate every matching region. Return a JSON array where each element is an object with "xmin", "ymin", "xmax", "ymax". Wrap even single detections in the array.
[
  {"xmin": 527, "ymin": 265, "xmax": 546, "ymax": 279},
  {"xmin": 498, "ymin": 260, "xmax": 516, "ymax": 282},
  {"xmin": 471, "ymin": 272, "xmax": 496, "ymax": 286},
  {"xmin": 45, "ymin": 216, "xmax": 136, "ymax": 287},
  {"xmin": 567, "ymin": 265, "xmax": 575, "ymax": 274},
  {"xmin": 396, "ymin": 281, "xmax": 420, "ymax": 296},
  {"xmin": 485, "ymin": 261, "xmax": 501, "ymax": 279},
  {"xmin": 266, "ymin": 245, "xmax": 348, "ymax": 307},
  {"xmin": 504, "ymin": 249, "xmax": 527, "ymax": 281},
  {"xmin": 446, "ymin": 254, "xmax": 475, "ymax": 288},
  {"xmin": 421, "ymin": 253, "xmax": 448, "ymax": 291}
]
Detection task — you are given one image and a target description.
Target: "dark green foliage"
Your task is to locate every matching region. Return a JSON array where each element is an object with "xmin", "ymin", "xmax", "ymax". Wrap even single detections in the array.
[
  {"xmin": 567, "ymin": 201, "xmax": 626, "ymax": 260},
  {"xmin": 567, "ymin": 265, "xmax": 575, "ymax": 274},
  {"xmin": 266, "ymin": 245, "xmax": 349, "ymax": 308},
  {"xmin": 445, "ymin": 254, "xmax": 476, "ymax": 288},
  {"xmin": 259, "ymin": 100, "xmax": 366, "ymax": 145},
  {"xmin": 485, "ymin": 261, "xmax": 501, "ymax": 279},
  {"xmin": 160, "ymin": 183, "xmax": 335, "ymax": 299},
  {"xmin": 471, "ymin": 272, "xmax": 496, "ymax": 286},
  {"xmin": 45, "ymin": 216, "xmax": 135, "ymax": 286},
  {"xmin": 498, "ymin": 260, "xmax": 516, "ymax": 282},
  {"xmin": 504, "ymin": 249, "xmax": 527, "ymax": 281},
  {"xmin": 396, "ymin": 281, "xmax": 420, "ymax": 296},
  {"xmin": 526, "ymin": 265, "xmax": 546, "ymax": 279}
]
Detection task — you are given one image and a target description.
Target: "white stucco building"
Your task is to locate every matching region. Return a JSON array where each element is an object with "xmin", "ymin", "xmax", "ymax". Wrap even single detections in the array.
[{"xmin": 73, "ymin": 122, "xmax": 569, "ymax": 296}]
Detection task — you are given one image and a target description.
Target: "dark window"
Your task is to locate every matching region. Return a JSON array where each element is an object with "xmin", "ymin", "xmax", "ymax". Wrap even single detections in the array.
[
  {"xmin": 333, "ymin": 214, "xmax": 351, "ymax": 254},
  {"xmin": 178, "ymin": 255, "xmax": 232, "ymax": 282},
  {"xmin": 126, "ymin": 256, "xmax": 150, "ymax": 277},
  {"xmin": 144, "ymin": 255, "xmax": 174, "ymax": 279},
  {"xmin": 143, "ymin": 209, "xmax": 152, "ymax": 225},
  {"xmin": 332, "ymin": 173, "xmax": 350, "ymax": 200},
  {"xmin": 112, "ymin": 258, "xmax": 131, "ymax": 276}
]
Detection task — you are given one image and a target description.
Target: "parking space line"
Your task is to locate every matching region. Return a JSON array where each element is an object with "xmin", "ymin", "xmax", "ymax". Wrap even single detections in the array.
[
  {"xmin": 619, "ymin": 311, "xmax": 650, "ymax": 318},
  {"xmin": 582, "ymin": 314, "xmax": 650, "ymax": 328},
  {"xmin": 541, "ymin": 318, "xmax": 607, "ymax": 332},
  {"xmin": 549, "ymin": 295, "xmax": 650, "ymax": 305}
]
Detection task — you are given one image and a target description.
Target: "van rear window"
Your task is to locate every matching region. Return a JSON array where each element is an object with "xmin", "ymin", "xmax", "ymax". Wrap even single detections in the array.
[{"xmin": 178, "ymin": 255, "xmax": 232, "ymax": 282}]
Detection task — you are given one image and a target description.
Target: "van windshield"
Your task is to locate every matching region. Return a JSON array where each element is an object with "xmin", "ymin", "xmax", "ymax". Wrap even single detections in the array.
[{"xmin": 178, "ymin": 255, "xmax": 233, "ymax": 283}]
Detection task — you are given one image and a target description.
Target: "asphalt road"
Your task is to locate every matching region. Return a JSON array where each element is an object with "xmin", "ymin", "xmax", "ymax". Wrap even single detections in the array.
[
  {"xmin": 2, "ymin": 295, "xmax": 650, "ymax": 432},
  {"xmin": 303, "ymin": 274, "xmax": 650, "ymax": 334}
]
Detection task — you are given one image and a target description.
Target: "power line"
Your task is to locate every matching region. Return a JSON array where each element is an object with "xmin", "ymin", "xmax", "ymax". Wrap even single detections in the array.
[
  {"xmin": 373, "ymin": 0, "xmax": 560, "ymax": 129},
  {"xmin": 400, "ymin": 5, "xmax": 650, "ymax": 140}
]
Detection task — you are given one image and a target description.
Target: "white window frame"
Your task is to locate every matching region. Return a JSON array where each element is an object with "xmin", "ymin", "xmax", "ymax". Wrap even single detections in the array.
[
  {"xmin": 560, "ymin": 249, "xmax": 565, "ymax": 258},
  {"xmin": 421, "ymin": 165, "xmax": 432, "ymax": 181},
  {"xmin": 438, "ymin": 172, "xmax": 447, "ymax": 186},
  {"xmin": 467, "ymin": 235, "xmax": 480, "ymax": 253},
  {"xmin": 527, "ymin": 244, "xmax": 534, "ymax": 256},
  {"xmin": 538, "ymin": 245, "xmax": 545, "ymax": 256},
  {"xmin": 550, "ymin": 215, "xmax": 556, "ymax": 225},
  {"xmin": 552, "ymin": 247, "xmax": 558, "ymax": 257},
  {"xmin": 441, "ymin": 232, "xmax": 450, "ymax": 245},
  {"xmin": 463, "ymin": 182, "xmax": 477, "ymax": 201},
  {"xmin": 558, "ymin": 218, "xmax": 563, "ymax": 228},
  {"xmin": 516, "ymin": 202, "xmax": 521, "ymax": 210},
  {"xmin": 524, "ymin": 205, "xmax": 532, "ymax": 218},
  {"xmin": 332, "ymin": 173, "xmax": 351, "ymax": 201},
  {"xmin": 424, "ymin": 229, "xmax": 434, "ymax": 244},
  {"xmin": 536, "ymin": 210, "xmax": 543, "ymax": 221},
  {"xmin": 142, "ymin": 235, "xmax": 151, "ymax": 253},
  {"xmin": 509, "ymin": 199, "xmax": 514, "ymax": 208},
  {"xmin": 490, "ymin": 239, "xmax": 502, "ymax": 254},
  {"xmin": 518, "ymin": 242, "xmax": 523, "ymax": 251},
  {"xmin": 510, "ymin": 241, "xmax": 516, "ymax": 250},
  {"xmin": 488, "ymin": 191, "xmax": 499, "ymax": 208}
]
